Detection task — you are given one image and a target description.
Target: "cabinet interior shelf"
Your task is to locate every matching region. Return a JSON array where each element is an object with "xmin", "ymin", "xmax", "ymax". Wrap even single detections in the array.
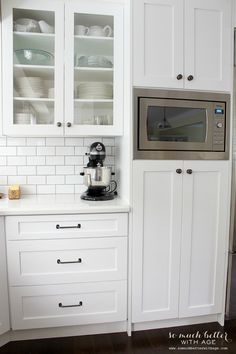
[
  {"xmin": 14, "ymin": 65, "xmax": 54, "ymax": 79},
  {"xmin": 74, "ymin": 35, "xmax": 113, "ymax": 42},
  {"xmin": 14, "ymin": 97, "xmax": 54, "ymax": 102},
  {"xmin": 74, "ymin": 67, "xmax": 113, "ymax": 81},
  {"xmin": 74, "ymin": 99, "xmax": 113, "ymax": 103},
  {"xmin": 13, "ymin": 31, "xmax": 55, "ymax": 38}
]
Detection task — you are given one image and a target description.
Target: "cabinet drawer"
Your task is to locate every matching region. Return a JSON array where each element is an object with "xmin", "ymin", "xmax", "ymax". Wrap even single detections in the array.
[
  {"xmin": 5, "ymin": 213, "xmax": 128, "ymax": 240},
  {"xmin": 7, "ymin": 237, "xmax": 127, "ymax": 285},
  {"xmin": 10, "ymin": 281, "xmax": 127, "ymax": 330}
]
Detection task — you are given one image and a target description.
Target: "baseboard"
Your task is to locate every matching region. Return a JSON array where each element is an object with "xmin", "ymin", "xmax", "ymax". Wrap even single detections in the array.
[
  {"xmin": 9, "ymin": 321, "xmax": 128, "ymax": 342},
  {"xmin": 132, "ymin": 314, "xmax": 220, "ymax": 331},
  {"xmin": 0, "ymin": 331, "xmax": 10, "ymax": 348}
]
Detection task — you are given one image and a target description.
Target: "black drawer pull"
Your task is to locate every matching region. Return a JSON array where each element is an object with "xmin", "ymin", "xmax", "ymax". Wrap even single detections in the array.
[
  {"xmin": 56, "ymin": 224, "xmax": 81, "ymax": 229},
  {"xmin": 57, "ymin": 258, "xmax": 82, "ymax": 264},
  {"xmin": 59, "ymin": 301, "xmax": 83, "ymax": 308}
]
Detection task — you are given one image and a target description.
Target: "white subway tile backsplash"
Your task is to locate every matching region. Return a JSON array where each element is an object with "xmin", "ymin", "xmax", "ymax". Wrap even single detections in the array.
[
  {"xmin": 0, "ymin": 176, "xmax": 8, "ymax": 185},
  {"xmin": 37, "ymin": 185, "xmax": 56, "ymax": 194},
  {"xmin": 37, "ymin": 147, "xmax": 55, "ymax": 156},
  {"xmin": 56, "ymin": 185, "xmax": 74, "ymax": 194},
  {"xmin": 8, "ymin": 176, "xmax": 27, "ymax": 185},
  {"xmin": 65, "ymin": 156, "xmax": 83, "ymax": 165},
  {"xmin": 56, "ymin": 166, "xmax": 74, "ymax": 175},
  {"xmin": 7, "ymin": 137, "xmax": 26, "ymax": 146},
  {"xmin": 46, "ymin": 138, "xmax": 64, "ymax": 146},
  {"xmin": 47, "ymin": 175, "xmax": 65, "ymax": 185},
  {"xmin": 0, "ymin": 166, "xmax": 17, "ymax": 175},
  {"xmin": 56, "ymin": 147, "xmax": 74, "ymax": 156},
  {"xmin": 18, "ymin": 166, "xmax": 36, "ymax": 175},
  {"xmin": 18, "ymin": 147, "xmax": 36, "ymax": 156},
  {"xmin": 7, "ymin": 156, "xmax": 26, "ymax": 166},
  {"xmin": 0, "ymin": 157, "xmax": 7, "ymax": 165},
  {"xmin": 27, "ymin": 138, "xmax": 45, "ymax": 146},
  {"xmin": 27, "ymin": 156, "xmax": 46, "ymax": 166},
  {"xmin": 66, "ymin": 175, "xmax": 82, "ymax": 185},
  {"xmin": 65, "ymin": 138, "xmax": 83, "ymax": 146},
  {"xmin": 20, "ymin": 185, "xmax": 37, "ymax": 195},
  {"xmin": 0, "ymin": 137, "xmax": 115, "ymax": 195},
  {"xmin": 46, "ymin": 156, "xmax": 64, "ymax": 165},
  {"xmin": 37, "ymin": 166, "xmax": 55, "ymax": 175},
  {"xmin": 28, "ymin": 176, "xmax": 46, "ymax": 185},
  {"xmin": 0, "ymin": 147, "xmax": 17, "ymax": 155}
]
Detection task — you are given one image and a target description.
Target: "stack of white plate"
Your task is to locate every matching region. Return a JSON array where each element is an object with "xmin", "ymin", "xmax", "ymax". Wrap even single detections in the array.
[
  {"xmin": 77, "ymin": 82, "xmax": 113, "ymax": 99},
  {"xmin": 15, "ymin": 77, "xmax": 45, "ymax": 98},
  {"xmin": 14, "ymin": 113, "xmax": 31, "ymax": 124}
]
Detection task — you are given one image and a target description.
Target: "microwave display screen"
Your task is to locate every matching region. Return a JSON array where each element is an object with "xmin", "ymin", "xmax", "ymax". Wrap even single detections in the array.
[{"xmin": 146, "ymin": 106, "xmax": 207, "ymax": 143}]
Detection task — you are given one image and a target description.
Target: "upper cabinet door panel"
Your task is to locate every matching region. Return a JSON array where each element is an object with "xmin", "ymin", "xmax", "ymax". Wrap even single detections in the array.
[
  {"xmin": 133, "ymin": 0, "xmax": 184, "ymax": 88},
  {"xmin": 1, "ymin": 0, "xmax": 64, "ymax": 137},
  {"xmin": 64, "ymin": 1, "xmax": 124, "ymax": 136},
  {"xmin": 185, "ymin": 0, "xmax": 232, "ymax": 92}
]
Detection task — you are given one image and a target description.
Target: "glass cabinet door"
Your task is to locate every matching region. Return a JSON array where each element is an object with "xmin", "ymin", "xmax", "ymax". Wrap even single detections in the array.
[
  {"xmin": 2, "ymin": 0, "xmax": 64, "ymax": 136},
  {"xmin": 65, "ymin": 2, "xmax": 124, "ymax": 136}
]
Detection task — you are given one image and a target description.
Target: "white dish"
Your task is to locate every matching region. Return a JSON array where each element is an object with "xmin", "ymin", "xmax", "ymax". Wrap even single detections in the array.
[{"xmin": 14, "ymin": 18, "xmax": 40, "ymax": 33}]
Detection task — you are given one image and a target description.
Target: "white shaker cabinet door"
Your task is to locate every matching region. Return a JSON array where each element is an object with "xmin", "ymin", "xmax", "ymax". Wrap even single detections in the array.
[
  {"xmin": 0, "ymin": 217, "xmax": 10, "ymax": 336},
  {"xmin": 179, "ymin": 161, "xmax": 230, "ymax": 318},
  {"xmin": 133, "ymin": 0, "xmax": 184, "ymax": 88},
  {"xmin": 132, "ymin": 160, "xmax": 183, "ymax": 322},
  {"xmin": 184, "ymin": 0, "xmax": 232, "ymax": 91}
]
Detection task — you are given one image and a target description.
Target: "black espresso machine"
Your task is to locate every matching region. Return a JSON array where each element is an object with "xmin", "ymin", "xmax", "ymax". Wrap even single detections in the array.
[{"xmin": 80, "ymin": 142, "xmax": 117, "ymax": 201}]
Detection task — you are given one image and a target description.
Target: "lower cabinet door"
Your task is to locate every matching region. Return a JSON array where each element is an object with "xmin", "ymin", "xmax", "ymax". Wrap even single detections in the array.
[
  {"xmin": 10, "ymin": 281, "xmax": 127, "ymax": 330},
  {"xmin": 179, "ymin": 161, "xmax": 230, "ymax": 317},
  {"xmin": 132, "ymin": 160, "xmax": 183, "ymax": 322}
]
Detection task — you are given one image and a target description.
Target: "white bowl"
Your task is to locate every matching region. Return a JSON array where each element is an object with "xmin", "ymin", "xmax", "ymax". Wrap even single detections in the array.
[{"xmin": 14, "ymin": 18, "xmax": 40, "ymax": 33}]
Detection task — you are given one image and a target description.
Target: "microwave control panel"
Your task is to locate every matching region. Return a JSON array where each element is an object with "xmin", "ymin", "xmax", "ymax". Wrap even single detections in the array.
[{"xmin": 212, "ymin": 102, "xmax": 226, "ymax": 152}]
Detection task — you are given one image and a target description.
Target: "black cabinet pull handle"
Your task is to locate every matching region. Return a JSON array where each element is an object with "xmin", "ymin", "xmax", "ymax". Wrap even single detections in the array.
[
  {"xmin": 176, "ymin": 169, "xmax": 182, "ymax": 174},
  {"xmin": 67, "ymin": 122, "xmax": 72, "ymax": 127},
  {"xmin": 187, "ymin": 169, "xmax": 193, "ymax": 174},
  {"xmin": 80, "ymin": 172, "xmax": 85, "ymax": 176},
  {"xmin": 56, "ymin": 224, "xmax": 81, "ymax": 229},
  {"xmin": 187, "ymin": 75, "xmax": 194, "ymax": 81},
  {"xmin": 57, "ymin": 122, "xmax": 62, "ymax": 127},
  {"xmin": 176, "ymin": 74, "xmax": 183, "ymax": 80},
  {"xmin": 59, "ymin": 301, "xmax": 83, "ymax": 308},
  {"xmin": 57, "ymin": 258, "xmax": 82, "ymax": 264}
]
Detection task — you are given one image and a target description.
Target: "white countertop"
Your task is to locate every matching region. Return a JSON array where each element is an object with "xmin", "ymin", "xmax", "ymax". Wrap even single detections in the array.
[{"xmin": 0, "ymin": 194, "xmax": 130, "ymax": 215}]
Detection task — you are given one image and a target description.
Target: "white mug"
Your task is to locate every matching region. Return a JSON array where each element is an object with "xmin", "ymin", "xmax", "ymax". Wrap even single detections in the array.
[
  {"xmin": 75, "ymin": 25, "xmax": 89, "ymax": 36},
  {"xmin": 88, "ymin": 25, "xmax": 112, "ymax": 37},
  {"xmin": 38, "ymin": 20, "xmax": 54, "ymax": 34}
]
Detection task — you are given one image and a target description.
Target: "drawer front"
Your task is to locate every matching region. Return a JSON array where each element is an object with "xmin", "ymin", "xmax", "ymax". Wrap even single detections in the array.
[
  {"xmin": 5, "ymin": 213, "xmax": 128, "ymax": 240},
  {"xmin": 10, "ymin": 281, "xmax": 127, "ymax": 330},
  {"xmin": 7, "ymin": 237, "xmax": 127, "ymax": 285}
]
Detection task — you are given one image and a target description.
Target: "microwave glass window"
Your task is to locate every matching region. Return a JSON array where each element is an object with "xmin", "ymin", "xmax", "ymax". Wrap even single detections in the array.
[{"xmin": 146, "ymin": 106, "xmax": 207, "ymax": 143}]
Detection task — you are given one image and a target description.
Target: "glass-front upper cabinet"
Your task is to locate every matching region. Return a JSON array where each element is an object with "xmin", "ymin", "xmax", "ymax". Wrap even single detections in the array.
[
  {"xmin": 2, "ymin": 0, "xmax": 64, "ymax": 136},
  {"xmin": 65, "ymin": 1, "xmax": 124, "ymax": 136}
]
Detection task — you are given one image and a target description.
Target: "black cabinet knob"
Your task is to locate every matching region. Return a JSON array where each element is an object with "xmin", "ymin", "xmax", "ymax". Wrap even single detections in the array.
[
  {"xmin": 67, "ymin": 122, "xmax": 72, "ymax": 127},
  {"xmin": 187, "ymin": 169, "xmax": 193, "ymax": 174},
  {"xmin": 187, "ymin": 75, "xmax": 194, "ymax": 81},
  {"xmin": 176, "ymin": 169, "xmax": 182, "ymax": 174},
  {"xmin": 57, "ymin": 122, "xmax": 62, "ymax": 127},
  {"xmin": 176, "ymin": 74, "xmax": 183, "ymax": 80},
  {"xmin": 80, "ymin": 172, "xmax": 85, "ymax": 176}
]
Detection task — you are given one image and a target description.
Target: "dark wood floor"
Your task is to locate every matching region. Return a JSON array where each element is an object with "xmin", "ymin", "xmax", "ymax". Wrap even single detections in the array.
[{"xmin": 0, "ymin": 320, "xmax": 236, "ymax": 354}]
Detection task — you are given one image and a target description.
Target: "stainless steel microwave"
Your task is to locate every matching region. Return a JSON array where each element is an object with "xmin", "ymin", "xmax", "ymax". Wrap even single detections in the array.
[{"xmin": 134, "ymin": 88, "xmax": 230, "ymax": 160}]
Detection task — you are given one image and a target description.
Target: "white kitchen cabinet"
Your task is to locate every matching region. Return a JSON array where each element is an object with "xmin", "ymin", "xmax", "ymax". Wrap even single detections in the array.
[
  {"xmin": 132, "ymin": 160, "xmax": 230, "ymax": 323},
  {"xmin": 65, "ymin": 1, "xmax": 124, "ymax": 136},
  {"xmin": 1, "ymin": 0, "xmax": 124, "ymax": 137},
  {"xmin": 133, "ymin": 0, "xmax": 184, "ymax": 89},
  {"xmin": 133, "ymin": 0, "xmax": 232, "ymax": 92},
  {"xmin": 132, "ymin": 160, "xmax": 183, "ymax": 322},
  {"xmin": 6, "ymin": 212, "xmax": 128, "ymax": 330},
  {"xmin": 179, "ymin": 161, "xmax": 229, "ymax": 317},
  {"xmin": 0, "ymin": 217, "xmax": 10, "ymax": 336}
]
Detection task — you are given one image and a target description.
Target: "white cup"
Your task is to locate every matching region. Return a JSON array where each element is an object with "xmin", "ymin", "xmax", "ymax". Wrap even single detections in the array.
[
  {"xmin": 75, "ymin": 25, "xmax": 89, "ymax": 36},
  {"xmin": 38, "ymin": 20, "xmax": 54, "ymax": 34},
  {"xmin": 88, "ymin": 25, "xmax": 112, "ymax": 37}
]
